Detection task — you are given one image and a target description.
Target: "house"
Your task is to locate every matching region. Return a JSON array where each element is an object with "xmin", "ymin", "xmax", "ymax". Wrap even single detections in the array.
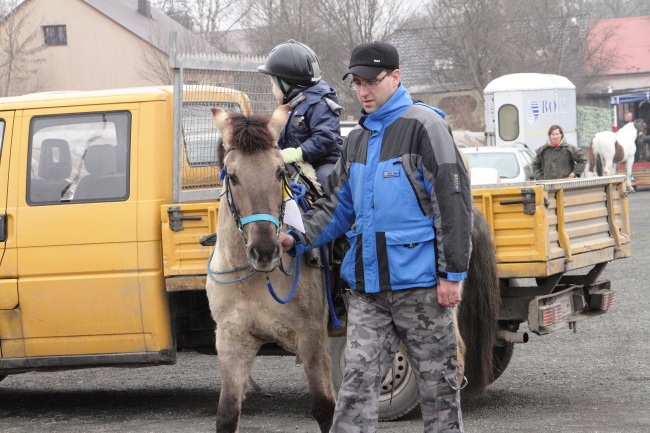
[
  {"xmin": 0, "ymin": 0, "xmax": 206, "ymax": 96},
  {"xmin": 585, "ymin": 15, "xmax": 650, "ymax": 126}
]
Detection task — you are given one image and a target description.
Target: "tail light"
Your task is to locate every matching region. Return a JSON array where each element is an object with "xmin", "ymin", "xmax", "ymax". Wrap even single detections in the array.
[
  {"xmin": 589, "ymin": 290, "xmax": 616, "ymax": 311},
  {"xmin": 539, "ymin": 303, "xmax": 563, "ymax": 326}
]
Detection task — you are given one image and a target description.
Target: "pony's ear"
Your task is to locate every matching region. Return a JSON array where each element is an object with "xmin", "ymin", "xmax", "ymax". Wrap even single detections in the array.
[
  {"xmin": 268, "ymin": 104, "xmax": 291, "ymax": 138},
  {"xmin": 211, "ymin": 107, "xmax": 231, "ymax": 139}
]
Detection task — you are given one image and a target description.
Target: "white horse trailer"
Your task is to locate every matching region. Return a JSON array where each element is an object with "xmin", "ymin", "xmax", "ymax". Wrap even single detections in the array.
[{"xmin": 484, "ymin": 73, "xmax": 577, "ymax": 151}]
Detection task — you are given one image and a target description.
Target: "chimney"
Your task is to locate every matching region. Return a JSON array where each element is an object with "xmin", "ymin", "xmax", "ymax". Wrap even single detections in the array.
[{"xmin": 138, "ymin": 0, "xmax": 151, "ymax": 18}]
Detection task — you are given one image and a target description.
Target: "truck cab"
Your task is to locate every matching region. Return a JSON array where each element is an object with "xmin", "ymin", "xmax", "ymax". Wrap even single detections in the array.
[{"xmin": 0, "ymin": 86, "xmax": 248, "ymax": 376}]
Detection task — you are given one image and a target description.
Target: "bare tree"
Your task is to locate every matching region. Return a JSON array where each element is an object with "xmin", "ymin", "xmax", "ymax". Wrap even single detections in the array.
[
  {"xmin": 0, "ymin": 0, "xmax": 45, "ymax": 96},
  {"xmin": 137, "ymin": 27, "xmax": 215, "ymax": 85},
  {"xmin": 421, "ymin": 0, "xmax": 617, "ymax": 104},
  {"xmin": 151, "ymin": 0, "xmax": 251, "ymax": 50},
  {"xmin": 589, "ymin": 0, "xmax": 650, "ymax": 18},
  {"xmin": 240, "ymin": 0, "xmax": 420, "ymax": 116}
]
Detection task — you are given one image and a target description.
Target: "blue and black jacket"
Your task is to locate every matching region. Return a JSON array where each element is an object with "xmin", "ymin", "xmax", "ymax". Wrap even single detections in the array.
[{"xmin": 291, "ymin": 83, "xmax": 473, "ymax": 293}]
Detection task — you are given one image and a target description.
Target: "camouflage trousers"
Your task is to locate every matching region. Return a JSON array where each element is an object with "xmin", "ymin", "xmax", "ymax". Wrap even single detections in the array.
[{"xmin": 330, "ymin": 288, "xmax": 463, "ymax": 433}]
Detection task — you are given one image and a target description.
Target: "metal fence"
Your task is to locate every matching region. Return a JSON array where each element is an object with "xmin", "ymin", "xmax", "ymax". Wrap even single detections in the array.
[{"xmin": 168, "ymin": 32, "xmax": 276, "ymax": 203}]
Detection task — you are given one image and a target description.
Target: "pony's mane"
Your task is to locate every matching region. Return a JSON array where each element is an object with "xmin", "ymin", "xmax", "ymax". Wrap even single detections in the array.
[{"xmin": 227, "ymin": 112, "xmax": 275, "ymax": 154}]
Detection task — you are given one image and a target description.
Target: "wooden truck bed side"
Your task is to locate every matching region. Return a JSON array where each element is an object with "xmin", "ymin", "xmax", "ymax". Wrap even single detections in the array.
[{"xmin": 472, "ymin": 175, "xmax": 631, "ymax": 279}]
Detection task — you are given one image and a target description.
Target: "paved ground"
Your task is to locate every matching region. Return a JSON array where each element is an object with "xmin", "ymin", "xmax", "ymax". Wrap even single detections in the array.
[{"xmin": 1, "ymin": 190, "xmax": 649, "ymax": 433}]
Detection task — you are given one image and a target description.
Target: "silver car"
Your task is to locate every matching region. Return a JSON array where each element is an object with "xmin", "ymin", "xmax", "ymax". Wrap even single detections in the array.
[{"xmin": 460, "ymin": 145, "xmax": 536, "ymax": 184}]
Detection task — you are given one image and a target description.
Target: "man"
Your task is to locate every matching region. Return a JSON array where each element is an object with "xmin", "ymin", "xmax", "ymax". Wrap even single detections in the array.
[
  {"xmin": 618, "ymin": 111, "xmax": 633, "ymax": 129},
  {"xmin": 280, "ymin": 41, "xmax": 471, "ymax": 433},
  {"xmin": 624, "ymin": 111, "xmax": 633, "ymax": 125}
]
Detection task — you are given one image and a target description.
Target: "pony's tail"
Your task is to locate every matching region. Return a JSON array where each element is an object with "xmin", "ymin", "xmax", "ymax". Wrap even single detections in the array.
[{"xmin": 457, "ymin": 207, "xmax": 501, "ymax": 395}]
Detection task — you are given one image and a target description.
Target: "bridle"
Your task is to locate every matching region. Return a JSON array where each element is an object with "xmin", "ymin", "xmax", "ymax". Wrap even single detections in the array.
[
  {"xmin": 220, "ymin": 147, "xmax": 288, "ymax": 238},
  {"xmin": 210, "ymin": 146, "xmax": 299, "ymax": 302}
]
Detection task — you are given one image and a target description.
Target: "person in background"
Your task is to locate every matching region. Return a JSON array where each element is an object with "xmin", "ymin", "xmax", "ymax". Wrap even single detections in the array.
[
  {"xmin": 280, "ymin": 41, "xmax": 471, "ymax": 433},
  {"xmin": 624, "ymin": 111, "xmax": 634, "ymax": 125},
  {"xmin": 532, "ymin": 124, "xmax": 587, "ymax": 180},
  {"xmin": 618, "ymin": 111, "xmax": 633, "ymax": 129},
  {"xmin": 258, "ymin": 40, "xmax": 342, "ymax": 193}
]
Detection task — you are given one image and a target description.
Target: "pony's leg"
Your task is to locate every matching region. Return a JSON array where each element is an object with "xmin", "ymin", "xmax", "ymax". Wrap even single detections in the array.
[
  {"xmin": 296, "ymin": 334, "xmax": 336, "ymax": 433},
  {"xmin": 215, "ymin": 329, "xmax": 260, "ymax": 433}
]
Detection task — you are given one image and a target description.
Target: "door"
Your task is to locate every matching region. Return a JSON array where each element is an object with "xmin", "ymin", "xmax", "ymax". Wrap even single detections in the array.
[
  {"xmin": 0, "ymin": 111, "xmax": 19, "ymax": 359},
  {"xmin": 14, "ymin": 106, "xmax": 148, "ymax": 358}
]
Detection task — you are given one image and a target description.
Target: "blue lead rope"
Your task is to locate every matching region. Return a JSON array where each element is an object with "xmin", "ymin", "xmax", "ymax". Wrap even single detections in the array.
[
  {"xmin": 288, "ymin": 183, "xmax": 343, "ymax": 329},
  {"xmin": 265, "ymin": 257, "xmax": 300, "ymax": 304}
]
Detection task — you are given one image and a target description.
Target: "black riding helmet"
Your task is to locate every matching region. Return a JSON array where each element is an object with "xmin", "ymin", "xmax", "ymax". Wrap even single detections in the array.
[{"xmin": 258, "ymin": 40, "xmax": 322, "ymax": 98}]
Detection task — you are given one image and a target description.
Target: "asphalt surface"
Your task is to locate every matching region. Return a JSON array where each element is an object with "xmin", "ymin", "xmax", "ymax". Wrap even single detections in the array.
[{"xmin": 1, "ymin": 190, "xmax": 649, "ymax": 433}]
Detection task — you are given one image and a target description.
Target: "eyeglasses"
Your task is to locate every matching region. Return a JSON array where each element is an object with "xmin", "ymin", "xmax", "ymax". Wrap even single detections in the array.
[{"xmin": 348, "ymin": 72, "xmax": 391, "ymax": 90}]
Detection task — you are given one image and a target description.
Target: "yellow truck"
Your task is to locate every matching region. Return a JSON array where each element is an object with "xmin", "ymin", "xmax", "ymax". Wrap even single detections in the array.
[{"xmin": 0, "ymin": 86, "xmax": 630, "ymax": 420}]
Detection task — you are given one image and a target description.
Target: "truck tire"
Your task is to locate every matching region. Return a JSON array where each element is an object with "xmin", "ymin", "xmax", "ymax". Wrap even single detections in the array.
[
  {"xmin": 329, "ymin": 336, "xmax": 420, "ymax": 421},
  {"xmin": 491, "ymin": 342, "xmax": 515, "ymax": 383}
]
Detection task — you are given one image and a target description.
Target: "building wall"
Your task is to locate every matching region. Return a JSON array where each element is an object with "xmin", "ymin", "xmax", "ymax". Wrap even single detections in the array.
[{"xmin": 5, "ymin": 0, "xmax": 166, "ymax": 96}]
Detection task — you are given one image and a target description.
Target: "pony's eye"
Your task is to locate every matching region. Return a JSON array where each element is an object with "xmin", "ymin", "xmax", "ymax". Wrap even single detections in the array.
[
  {"xmin": 228, "ymin": 174, "xmax": 239, "ymax": 186},
  {"xmin": 277, "ymin": 169, "xmax": 285, "ymax": 181}
]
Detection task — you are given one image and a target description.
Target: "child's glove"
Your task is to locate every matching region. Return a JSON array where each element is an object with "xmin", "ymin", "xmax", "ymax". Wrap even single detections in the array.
[{"xmin": 281, "ymin": 147, "xmax": 304, "ymax": 163}]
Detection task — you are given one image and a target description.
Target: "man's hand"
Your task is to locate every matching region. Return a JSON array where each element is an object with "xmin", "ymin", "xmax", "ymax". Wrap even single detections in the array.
[
  {"xmin": 279, "ymin": 232, "xmax": 295, "ymax": 253},
  {"xmin": 437, "ymin": 279, "xmax": 462, "ymax": 308}
]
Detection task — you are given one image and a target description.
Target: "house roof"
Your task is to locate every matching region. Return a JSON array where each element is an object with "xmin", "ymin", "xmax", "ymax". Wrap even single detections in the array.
[
  {"xmin": 390, "ymin": 27, "xmax": 473, "ymax": 94},
  {"xmin": 589, "ymin": 15, "xmax": 650, "ymax": 75},
  {"xmin": 81, "ymin": 0, "xmax": 206, "ymax": 53}
]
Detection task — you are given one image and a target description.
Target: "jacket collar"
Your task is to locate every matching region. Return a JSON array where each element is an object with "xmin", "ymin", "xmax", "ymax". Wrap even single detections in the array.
[{"xmin": 361, "ymin": 83, "xmax": 412, "ymax": 132}]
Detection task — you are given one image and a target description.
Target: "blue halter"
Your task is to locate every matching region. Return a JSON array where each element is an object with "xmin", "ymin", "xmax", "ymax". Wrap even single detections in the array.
[{"xmin": 220, "ymin": 165, "xmax": 284, "ymax": 233}]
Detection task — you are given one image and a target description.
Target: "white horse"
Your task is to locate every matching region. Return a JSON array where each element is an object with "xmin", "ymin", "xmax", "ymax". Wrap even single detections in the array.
[{"xmin": 586, "ymin": 119, "xmax": 645, "ymax": 191}]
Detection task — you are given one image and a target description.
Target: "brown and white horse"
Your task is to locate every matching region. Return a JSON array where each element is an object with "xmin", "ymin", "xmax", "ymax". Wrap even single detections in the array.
[
  {"xmin": 205, "ymin": 104, "xmax": 500, "ymax": 432},
  {"xmin": 586, "ymin": 119, "xmax": 645, "ymax": 191}
]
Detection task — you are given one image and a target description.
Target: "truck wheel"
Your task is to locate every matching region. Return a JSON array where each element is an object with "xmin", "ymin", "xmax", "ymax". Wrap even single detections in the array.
[
  {"xmin": 491, "ymin": 342, "xmax": 515, "ymax": 383},
  {"xmin": 329, "ymin": 336, "xmax": 420, "ymax": 421}
]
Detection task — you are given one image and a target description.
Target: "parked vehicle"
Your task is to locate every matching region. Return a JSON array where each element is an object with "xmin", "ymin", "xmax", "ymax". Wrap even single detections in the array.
[
  {"xmin": 483, "ymin": 73, "xmax": 577, "ymax": 151},
  {"xmin": 0, "ymin": 86, "xmax": 631, "ymax": 423},
  {"xmin": 461, "ymin": 145, "xmax": 535, "ymax": 184},
  {"xmin": 339, "ymin": 120, "xmax": 357, "ymax": 138}
]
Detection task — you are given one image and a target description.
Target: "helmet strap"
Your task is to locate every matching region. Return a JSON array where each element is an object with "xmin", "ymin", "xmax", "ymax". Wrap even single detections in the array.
[{"xmin": 275, "ymin": 77, "xmax": 305, "ymax": 104}]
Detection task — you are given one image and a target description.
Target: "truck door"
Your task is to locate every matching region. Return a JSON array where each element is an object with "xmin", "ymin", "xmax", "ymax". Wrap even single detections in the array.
[
  {"xmin": 12, "ymin": 106, "xmax": 159, "ymax": 359},
  {"xmin": 0, "ymin": 111, "xmax": 19, "ymax": 360},
  {"xmin": 0, "ymin": 113, "xmax": 11, "ymax": 265}
]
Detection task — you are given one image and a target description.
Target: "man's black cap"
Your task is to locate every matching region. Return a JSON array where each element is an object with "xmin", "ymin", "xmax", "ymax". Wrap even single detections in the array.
[{"xmin": 343, "ymin": 41, "xmax": 399, "ymax": 81}]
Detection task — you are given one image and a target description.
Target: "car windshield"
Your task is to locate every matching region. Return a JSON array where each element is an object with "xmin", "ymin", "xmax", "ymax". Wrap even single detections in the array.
[{"xmin": 464, "ymin": 153, "xmax": 520, "ymax": 179}]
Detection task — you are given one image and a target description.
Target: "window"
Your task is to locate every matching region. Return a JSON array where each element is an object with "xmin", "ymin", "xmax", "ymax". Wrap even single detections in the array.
[
  {"xmin": 43, "ymin": 25, "xmax": 67, "ymax": 46},
  {"xmin": 498, "ymin": 104, "xmax": 519, "ymax": 142},
  {"xmin": 28, "ymin": 112, "xmax": 131, "ymax": 205},
  {"xmin": 182, "ymin": 101, "xmax": 242, "ymax": 167}
]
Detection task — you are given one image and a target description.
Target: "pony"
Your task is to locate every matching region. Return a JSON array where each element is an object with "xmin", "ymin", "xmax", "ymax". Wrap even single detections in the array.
[
  {"xmin": 586, "ymin": 119, "xmax": 645, "ymax": 191},
  {"xmin": 205, "ymin": 104, "xmax": 500, "ymax": 431},
  {"xmin": 206, "ymin": 104, "xmax": 335, "ymax": 433}
]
